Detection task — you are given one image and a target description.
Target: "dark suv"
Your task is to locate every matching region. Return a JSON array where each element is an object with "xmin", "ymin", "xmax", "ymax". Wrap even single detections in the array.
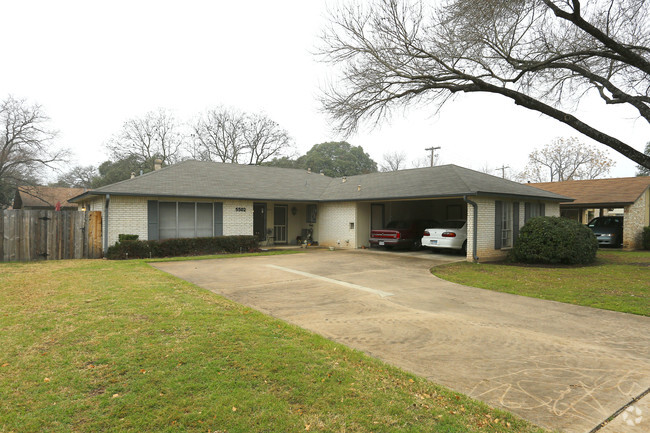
[{"xmin": 587, "ymin": 216, "xmax": 623, "ymax": 247}]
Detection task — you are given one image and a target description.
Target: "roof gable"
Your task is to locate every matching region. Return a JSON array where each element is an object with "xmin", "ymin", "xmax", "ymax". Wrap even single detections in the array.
[{"xmin": 16, "ymin": 186, "xmax": 86, "ymax": 209}]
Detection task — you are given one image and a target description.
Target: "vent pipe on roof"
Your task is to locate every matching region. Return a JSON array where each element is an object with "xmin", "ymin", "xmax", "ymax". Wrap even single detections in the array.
[
  {"xmin": 154, "ymin": 158, "xmax": 163, "ymax": 171},
  {"xmin": 357, "ymin": 185, "xmax": 361, "ymax": 191},
  {"xmin": 320, "ymin": 170, "xmax": 324, "ymax": 176},
  {"xmin": 130, "ymin": 172, "xmax": 136, "ymax": 179},
  {"xmin": 307, "ymin": 167, "xmax": 311, "ymax": 174},
  {"xmin": 342, "ymin": 176, "xmax": 347, "ymax": 183}
]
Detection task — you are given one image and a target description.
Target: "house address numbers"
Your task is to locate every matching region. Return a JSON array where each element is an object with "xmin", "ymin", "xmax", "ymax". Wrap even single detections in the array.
[{"xmin": 235, "ymin": 207, "xmax": 247, "ymax": 212}]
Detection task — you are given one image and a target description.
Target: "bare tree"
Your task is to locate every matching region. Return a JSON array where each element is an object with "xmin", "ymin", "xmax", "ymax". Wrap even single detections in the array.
[
  {"xmin": 320, "ymin": 0, "xmax": 650, "ymax": 170},
  {"xmin": 411, "ymin": 155, "xmax": 431, "ymax": 168},
  {"xmin": 107, "ymin": 109, "xmax": 185, "ymax": 170},
  {"xmin": 519, "ymin": 137, "xmax": 614, "ymax": 182},
  {"xmin": 380, "ymin": 151, "xmax": 408, "ymax": 171},
  {"xmin": 52, "ymin": 165, "xmax": 98, "ymax": 188},
  {"xmin": 192, "ymin": 107, "xmax": 294, "ymax": 165},
  {"xmin": 243, "ymin": 113, "xmax": 294, "ymax": 165},
  {"xmin": 192, "ymin": 107, "xmax": 246, "ymax": 163},
  {"xmin": 0, "ymin": 96, "xmax": 68, "ymax": 206}
]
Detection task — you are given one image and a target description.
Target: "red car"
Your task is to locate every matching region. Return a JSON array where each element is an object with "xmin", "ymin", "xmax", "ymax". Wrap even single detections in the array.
[{"xmin": 369, "ymin": 220, "xmax": 439, "ymax": 250}]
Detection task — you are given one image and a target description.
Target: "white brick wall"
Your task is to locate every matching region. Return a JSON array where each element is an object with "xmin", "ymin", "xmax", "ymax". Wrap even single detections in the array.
[
  {"xmin": 319, "ymin": 202, "xmax": 357, "ymax": 248},
  {"xmin": 107, "ymin": 196, "xmax": 149, "ymax": 246},
  {"xmin": 222, "ymin": 200, "xmax": 254, "ymax": 236},
  {"xmin": 99, "ymin": 196, "xmax": 255, "ymax": 246}
]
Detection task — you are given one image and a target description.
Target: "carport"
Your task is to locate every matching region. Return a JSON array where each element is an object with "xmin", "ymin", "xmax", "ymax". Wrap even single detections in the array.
[
  {"xmin": 368, "ymin": 198, "xmax": 467, "ymax": 231},
  {"xmin": 531, "ymin": 177, "xmax": 650, "ymax": 249}
]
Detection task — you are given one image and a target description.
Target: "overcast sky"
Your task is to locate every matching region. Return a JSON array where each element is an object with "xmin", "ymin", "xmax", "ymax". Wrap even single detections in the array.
[{"xmin": 1, "ymin": 0, "xmax": 648, "ymax": 180}]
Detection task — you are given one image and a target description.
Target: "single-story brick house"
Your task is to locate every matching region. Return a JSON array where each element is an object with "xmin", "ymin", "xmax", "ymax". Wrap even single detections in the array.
[
  {"xmin": 531, "ymin": 177, "xmax": 650, "ymax": 249},
  {"xmin": 70, "ymin": 160, "xmax": 569, "ymax": 261}
]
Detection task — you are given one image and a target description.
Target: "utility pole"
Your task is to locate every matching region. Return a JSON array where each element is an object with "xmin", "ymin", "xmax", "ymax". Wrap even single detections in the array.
[
  {"xmin": 496, "ymin": 165, "xmax": 510, "ymax": 178},
  {"xmin": 424, "ymin": 146, "xmax": 441, "ymax": 167}
]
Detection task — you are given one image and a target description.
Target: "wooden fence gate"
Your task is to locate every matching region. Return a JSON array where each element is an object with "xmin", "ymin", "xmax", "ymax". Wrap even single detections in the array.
[{"xmin": 0, "ymin": 210, "xmax": 102, "ymax": 262}]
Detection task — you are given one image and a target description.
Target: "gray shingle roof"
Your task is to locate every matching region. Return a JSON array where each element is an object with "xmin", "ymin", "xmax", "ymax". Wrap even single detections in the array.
[
  {"xmin": 71, "ymin": 160, "xmax": 570, "ymax": 202},
  {"xmin": 320, "ymin": 165, "xmax": 570, "ymax": 201}
]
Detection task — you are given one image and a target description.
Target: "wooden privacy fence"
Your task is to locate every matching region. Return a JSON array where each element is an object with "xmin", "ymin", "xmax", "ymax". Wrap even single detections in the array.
[{"xmin": 0, "ymin": 210, "xmax": 102, "ymax": 262}]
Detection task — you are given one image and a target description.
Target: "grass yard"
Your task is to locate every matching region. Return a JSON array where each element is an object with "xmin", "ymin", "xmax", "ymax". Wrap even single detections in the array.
[
  {"xmin": 432, "ymin": 250, "xmax": 650, "ymax": 316},
  {"xmin": 0, "ymin": 258, "xmax": 546, "ymax": 433}
]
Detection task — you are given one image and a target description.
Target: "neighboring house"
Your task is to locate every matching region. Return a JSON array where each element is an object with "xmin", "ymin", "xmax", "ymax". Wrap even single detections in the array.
[
  {"xmin": 13, "ymin": 186, "xmax": 87, "ymax": 211},
  {"xmin": 70, "ymin": 161, "xmax": 569, "ymax": 261},
  {"xmin": 531, "ymin": 177, "xmax": 650, "ymax": 249}
]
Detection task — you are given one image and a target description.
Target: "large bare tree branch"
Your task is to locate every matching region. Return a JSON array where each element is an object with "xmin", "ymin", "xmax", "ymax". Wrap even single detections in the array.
[{"xmin": 319, "ymin": 0, "xmax": 650, "ymax": 169}]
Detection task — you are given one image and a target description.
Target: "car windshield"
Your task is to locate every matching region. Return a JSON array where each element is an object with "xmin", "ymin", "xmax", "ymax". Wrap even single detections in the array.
[
  {"xmin": 386, "ymin": 221, "xmax": 410, "ymax": 229},
  {"xmin": 588, "ymin": 217, "xmax": 622, "ymax": 228},
  {"xmin": 438, "ymin": 220, "xmax": 466, "ymax": 229}
]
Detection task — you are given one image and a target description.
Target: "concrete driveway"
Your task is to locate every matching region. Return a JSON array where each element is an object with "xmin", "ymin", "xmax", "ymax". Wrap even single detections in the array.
[{"xmin": 152, "ymin": 249, "xmax": 650, "ymax": 433}]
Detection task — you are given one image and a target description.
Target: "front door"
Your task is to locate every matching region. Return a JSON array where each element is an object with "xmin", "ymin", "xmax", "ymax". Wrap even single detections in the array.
[
  {"xmin": 253, "ymin": 203, "xmax": 266, "ymax": 241},
  {"xmin": 274, "ymin": 205, "xmax": 288, "ymax": 244}
]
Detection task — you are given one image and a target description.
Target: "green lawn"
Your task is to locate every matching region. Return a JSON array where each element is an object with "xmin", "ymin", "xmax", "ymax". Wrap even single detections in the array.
[
  {"xmin": 0, "ymin": 258, "xmax": 545, "ymax": 433},
  {"xmin": 432, "ymin": 250, "xmax": 650, "ymax": 316}
]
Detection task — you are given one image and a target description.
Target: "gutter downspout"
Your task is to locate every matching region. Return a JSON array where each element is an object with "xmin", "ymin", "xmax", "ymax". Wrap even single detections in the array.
[
  {"xmin": 463, "ymin": 195, "xmax": 479, "ymax": 262},
  {"xmin": 104, "ymin": 194, "xmax": 110, "ymax": 255}
]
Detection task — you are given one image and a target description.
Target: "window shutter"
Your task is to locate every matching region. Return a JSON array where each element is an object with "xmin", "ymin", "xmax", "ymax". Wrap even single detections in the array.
[
  {"xmin": 524, "ymin": 202, "xmax": 531, "ymax": 223},
  {"xmin": 540, "ymin": 203, "xmax": 546, "ymax": 216},
  {"xmin": 148, "ymin": 200, "xmax": 159, "ymax": 241},
  {"xmin": 214, "ymin": 202, "xmax": 223, "ymax": 236},
  {"xmin": 494, "ymin": 201, "xmax": 503, "ymax": 250},
  {"xmin": 513, "ymin": 202, "xmax": 520, "ymax": 243}
]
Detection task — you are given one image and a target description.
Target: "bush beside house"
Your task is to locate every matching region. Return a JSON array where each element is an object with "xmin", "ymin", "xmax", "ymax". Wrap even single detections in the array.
[
  {"xmin": 107, "ymin": 235, "xmax": 258, "ymax": 259},
  {"xmin": 510, "ymin": 217, "xmax": 598, "ymax": 265},
  {"xmin": 643, "ymin": 226, "xmax": 650, "ymax": 250}
]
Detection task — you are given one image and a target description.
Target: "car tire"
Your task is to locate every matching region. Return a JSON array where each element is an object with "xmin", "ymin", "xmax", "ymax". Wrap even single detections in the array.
[{"xmin": 461, "ymin": 241, "xmax": 467, "ymax": 256}]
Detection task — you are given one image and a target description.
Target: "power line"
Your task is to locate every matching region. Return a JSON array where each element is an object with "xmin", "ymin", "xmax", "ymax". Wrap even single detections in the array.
[
  {"xmin": 424, "ymin": 146, "xmax": 441, "ymax": 167},
  {"xmin": 496, "ymin": 165, "xmax": 510, "ymax": 178}
]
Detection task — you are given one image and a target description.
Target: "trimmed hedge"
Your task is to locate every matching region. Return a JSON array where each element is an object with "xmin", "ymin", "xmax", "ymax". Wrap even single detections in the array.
[
  {"xmin": 106, "ymin": 236, "xmax": 258, "ymax": 260},
  {"xmin": 643, "ymin": 226, "xmax": 650, "ymax": 250},
  {"xmin": 509, "ymin": 216, "xmax": 598, "ymax": 265}
]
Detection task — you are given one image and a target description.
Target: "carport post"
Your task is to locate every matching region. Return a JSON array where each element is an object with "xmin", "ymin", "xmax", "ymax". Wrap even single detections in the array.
[{"xmin": 463, "ymin": 196, "xmax": 479, "ymax": 262}]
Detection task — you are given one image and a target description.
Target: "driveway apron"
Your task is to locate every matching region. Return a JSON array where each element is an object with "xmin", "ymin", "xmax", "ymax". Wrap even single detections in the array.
[{"xmin": 152, "ymin": 250, "xmax": 650, "ymax": 433}]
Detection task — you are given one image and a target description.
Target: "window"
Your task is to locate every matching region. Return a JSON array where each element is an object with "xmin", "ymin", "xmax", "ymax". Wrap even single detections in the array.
[
  {"xmin": 153, "ymin": 201, "xmax": 221, "ymax": 240},
  {"xmin": 159, "ymin": 202, "xmax": 177, "ymax": 240},
  {"xmin": 524, "ymin": 202, "xmax": 545, "ymax": 223},
  {"xmin": 495, "ymin": 200, "xmax": 519, "ymax": 250},
  {"xmin": 501, "ymin": 201, "xmax": 513, "ymax": 248}
]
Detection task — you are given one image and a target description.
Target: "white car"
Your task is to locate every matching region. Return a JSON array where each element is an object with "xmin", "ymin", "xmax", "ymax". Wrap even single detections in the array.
[{"xmin": 421, "ymin": 220, "xmax": 468, "ymax": 254}]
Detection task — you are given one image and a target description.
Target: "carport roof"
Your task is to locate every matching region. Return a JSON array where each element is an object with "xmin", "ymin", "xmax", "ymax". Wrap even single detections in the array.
[
  {"xmin": 70, "ymin": 160, "xmax": 571, "ymax": 203},
  {"xmin": 530, "ymin": 177, "xmax": 650, "ymax": 207},
  {"xmin": 320, "ymin": 164, "xmax": 571, "ymax": 201}
]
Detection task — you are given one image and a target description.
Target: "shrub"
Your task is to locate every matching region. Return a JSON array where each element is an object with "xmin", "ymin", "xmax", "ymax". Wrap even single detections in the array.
[
  {"xmin": 643, "ymin": 226, "xmax": 650, "ymax": 250},
  {"xmin": 118, "ymin": 234, "xmax": 139, "ymax": 242},
  {"xmin": 510, "ymin": 216, "xmax": 598, "ymax": 265},
  {"xmin": 106, "ymin": 236, "xmax": 258, "ymax": 260}
]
